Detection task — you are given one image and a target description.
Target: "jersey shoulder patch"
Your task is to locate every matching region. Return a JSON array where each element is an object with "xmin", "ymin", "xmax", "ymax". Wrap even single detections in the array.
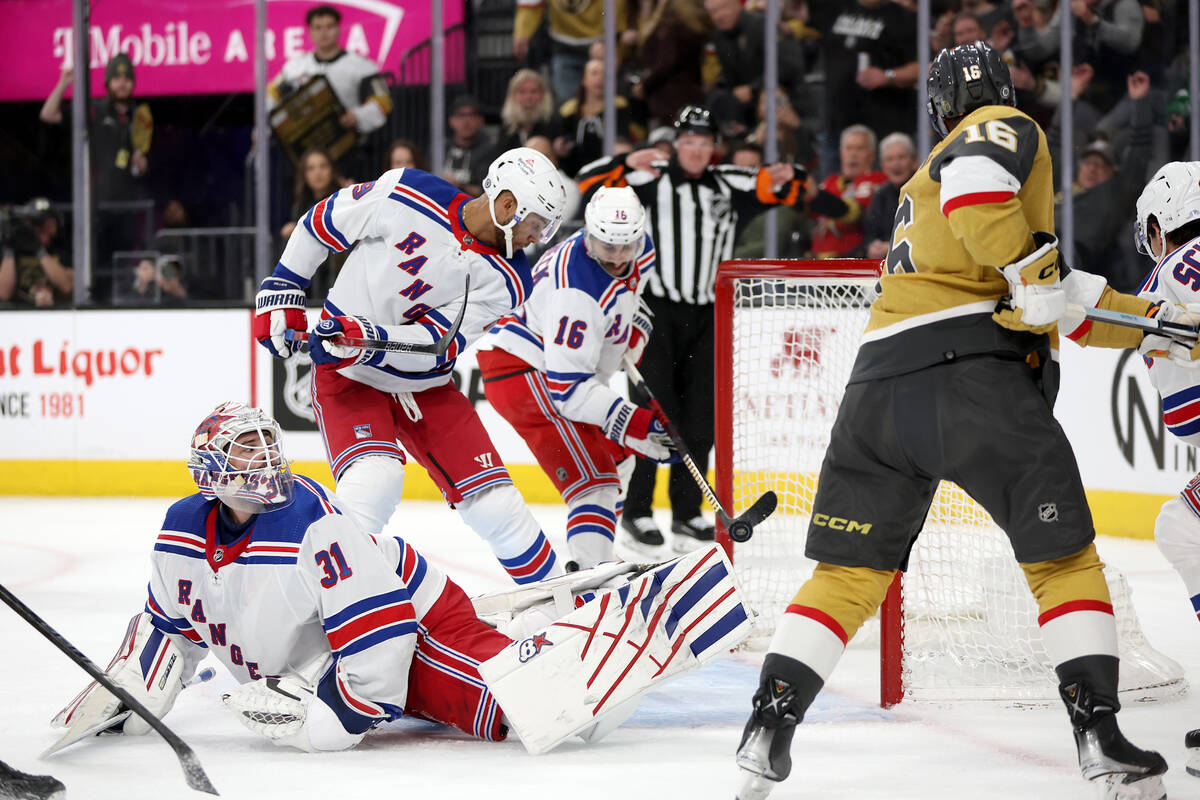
[{"xmin": 930, "ymin": 107, "xmax": 1041, "ymax": 187}]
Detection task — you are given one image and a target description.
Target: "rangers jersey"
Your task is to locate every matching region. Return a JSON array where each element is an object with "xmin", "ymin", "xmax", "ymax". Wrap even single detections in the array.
[
  {"xmin": 482, "ymin": 229, "xmax": 656, "ymax": 428},
  {"xmin": 275, "ymin": 168, "xmax": 536, "ymax": 394},
  {"xmin": 1138, "ymin": 232, "xmax": 1200, "ymax": 448},
  {"xmin": 268, "ymin": 50, "xmax": 392, "ymax": 135},
  {"xmin": 145, "ymin": 474, "xmax": 447, "ymax": 734}
]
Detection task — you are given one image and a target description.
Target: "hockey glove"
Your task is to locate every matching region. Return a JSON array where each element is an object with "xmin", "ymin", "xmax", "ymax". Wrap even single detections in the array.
[
  {"xmin": 50, "ymin": 613, "xmax": 188, "ymax": 746},
  {"xmin": 309, "ymin": 315, "xmax": 376, "ymax": 367},
  {"xmin": 222, "ymin": 674, "xmax": 364, "ymax": 752},
  {"xmin": 992, "ymin": 232, "xmax": 1067, "ymax": 334},
  {"xmin": 627, "ymin": 299, "xmax": 654, "ymax": 367},
  {"xmin": 1138, "ymin": 301, "xmax": 1200, "ymax": 367},
  {"xmin": 253, "ymin": 277, "xmax": 308, "ymax": 358},
  {"xmin": 602, "ymin": 401, "xmax": 675, "ymax": 462}
]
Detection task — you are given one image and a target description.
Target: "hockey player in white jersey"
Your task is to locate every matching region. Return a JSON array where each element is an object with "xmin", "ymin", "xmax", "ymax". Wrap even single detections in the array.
[
  {"xmin": 1130, "ymin": 160, "xmax": 1200, "ymax": 775},
  {"xmin": 49, "ymin": 402, "xmax": 753, "ymax": 756},
  {"xmin": 253, "ymin": 147, "xmax": 571, "ymax": 586},
  {"xmin": 479, "ymin": 186, "xmax": 677, "ymax": 568}
]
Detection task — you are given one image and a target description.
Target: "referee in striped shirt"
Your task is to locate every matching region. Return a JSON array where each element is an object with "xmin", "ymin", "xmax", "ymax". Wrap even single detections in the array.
[{"xmin": 577, "ymin": 105, "xmax": 848, "ymax": 553}]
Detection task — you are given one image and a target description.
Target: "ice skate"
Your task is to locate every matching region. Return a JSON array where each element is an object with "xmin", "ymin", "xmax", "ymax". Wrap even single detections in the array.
[
  {"xmin": 735, "ymin": 713, "xmax": 795, "ymax": 800},
  {"xmin": 1185, "ymin": 728, "xmax": 1200, "ymax": 777},
  {"xmin": 1074, "ymin": 714, "xmax": 1167, "ymax": 800},
  {"xmin": 618, "ymin": 515, "xmax": 667, "ymax": 559},
  {"xmin": 671, "ymin": 515, "xmax": 715, "ymax": 553},
  {"xmin": 0, "ymin": 760, "xmax": 65, "ymax": 800}
]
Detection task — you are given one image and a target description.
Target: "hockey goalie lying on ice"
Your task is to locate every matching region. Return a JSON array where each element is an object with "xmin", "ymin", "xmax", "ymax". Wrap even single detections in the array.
[{"xmin": 48, "ymin": 401, "xmax": 751, "ymax": 755}]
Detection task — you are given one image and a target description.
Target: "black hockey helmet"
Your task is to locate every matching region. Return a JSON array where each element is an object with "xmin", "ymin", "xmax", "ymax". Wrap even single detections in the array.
[
  {"xmin": 926, "ymin": 41, "xmax": 1014, "ymax": 139},
  {"xmin": 673, "ymin": 105, "xmax": 719, "ymax": 141}
]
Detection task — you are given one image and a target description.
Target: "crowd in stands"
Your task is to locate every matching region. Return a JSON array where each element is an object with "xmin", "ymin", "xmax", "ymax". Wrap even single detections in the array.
[{"xmin": 2, "ymin": 0, "xmax": 1196, "ymax": 309}]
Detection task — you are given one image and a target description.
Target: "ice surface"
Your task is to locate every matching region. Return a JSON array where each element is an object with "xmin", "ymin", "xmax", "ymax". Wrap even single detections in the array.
[{"xmin": 1, "ymin": 496, "xmax": 1197, "ymax": 800}]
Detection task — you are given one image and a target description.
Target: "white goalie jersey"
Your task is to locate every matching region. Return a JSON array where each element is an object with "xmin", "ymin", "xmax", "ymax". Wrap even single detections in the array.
[
  {"xmin": 1138, "ymin": 232, "xmax": 1200, "ymax": 448},
  {"xmin": 482, "ymin": 228, "xmax": 655, "ymax": 427},
  {"xmin": 275, "ymin": 167, "xmax": 536, "ymax": 394},
  {"xmin": 267, "ymin": 50, "xmax": 392, "ymax": 135}
]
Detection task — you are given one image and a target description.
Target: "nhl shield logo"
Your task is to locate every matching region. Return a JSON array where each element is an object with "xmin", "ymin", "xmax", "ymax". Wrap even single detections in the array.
[{"xmin": 1038, "ymin": 503, "xmax": 1059, "ymax": 523}]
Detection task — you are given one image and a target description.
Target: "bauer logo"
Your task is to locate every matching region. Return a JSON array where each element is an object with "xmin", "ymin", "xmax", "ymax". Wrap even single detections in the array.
[{"xmin": 517, "ymin": 632, "xmax": 553, "ymax": 662}]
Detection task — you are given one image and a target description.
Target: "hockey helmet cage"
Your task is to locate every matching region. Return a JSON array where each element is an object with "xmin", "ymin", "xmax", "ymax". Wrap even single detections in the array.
[
  {"xmin": 483, "ymin": 147, "xmax": 568, "ymax": 258},
  {"xmin": 926, "ymin": 42, "xmax": 1014, "ymax": 139},
  {"xmin": 188, "ymin": 401, "xmax": 294, "ymax": 514},
  {"xmin": 673, "ymin": 105, "xmax": 719, "ymax": 141},
  {"xmin": 1134, "ymin": 161, "xmax": 1200, "ymax": 257},
  {"xmin": 584, "ymin": 186, "xmax": 646, "ymax": 277}
]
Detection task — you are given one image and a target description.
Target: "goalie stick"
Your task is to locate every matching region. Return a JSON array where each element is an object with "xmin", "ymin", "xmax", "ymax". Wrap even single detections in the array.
[
  {"xmin": 285, "ymin": 274, "xmax": 470, "ymax": 356},
  {"xmin": 0, "ymin": 583, "xmax": 219, "ymax": 796},
  {"xmin": 623, "ymin": 356, "xmax": 776, "ymax": 543},
  {"xmin": 1070, "ymin": 303, "xmax": 1200, "ymax": 344}
]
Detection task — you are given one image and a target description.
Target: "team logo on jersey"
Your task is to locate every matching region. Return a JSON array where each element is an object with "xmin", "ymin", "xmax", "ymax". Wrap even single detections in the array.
[
  {"xmin": 353, "ymin": 424, "xmax": 373, "ymax": 440},
  {"xmin": 556, "ymin": 467, "xmax": 568, "ymax": 482},
  {"xmin": 709, "ymin": 195, "xmax": 731, "ymax": 219},
  {"xmin": 517, "ymin": 632, "xmax": 553, "ymax": 662},
  {"xmin": 351, "ymin": 181, "xmax": 375, "ymax": 200},
  {"xmin": 1038, "ymin": 503, "xmax": 1059, "ymax": 523},
  {"xmin": 475, "ymin": 452, "xmax": 495, "ymax": 469}
]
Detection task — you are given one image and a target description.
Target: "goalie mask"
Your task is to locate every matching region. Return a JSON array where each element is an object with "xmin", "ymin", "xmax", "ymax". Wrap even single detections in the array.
[
  {"xmin": 584, "ymin": 186, "xmax": 646, "ymax": 279},
  {"xmin": 188, "ymin": 401, "xmax": 294, "ymax": 514},
  {"xmin": 926, "ymin": 42, "xmax": 1014, "ymax": 139},
  {"xmin": 1134, "ymin": 161, "xmax": 1200, "ymax": 258},
  {"xmin": 482, "ymin": 147, "xmax": 568, "ymax": 258}
]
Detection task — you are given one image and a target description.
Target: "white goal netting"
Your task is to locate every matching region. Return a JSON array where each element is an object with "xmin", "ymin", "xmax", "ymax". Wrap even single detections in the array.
[{"xmin": 718, "ymin": 264, "xmax": 1186, "ymax": 703}]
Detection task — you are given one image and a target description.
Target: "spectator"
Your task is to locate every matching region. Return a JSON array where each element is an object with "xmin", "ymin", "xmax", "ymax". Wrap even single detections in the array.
[
  {"xmin": 267, "ymin": 4, "xmax": 392, "ymax": 178},
  {"xmin": 807, "ymin": 0, "xmax": 920, "ymax": 170},
  {"xmin": 152, "ymin": 198, "xmax": 192, "ymax": 261},
  {"xmin": 125, "ymin": 256, "xmax": 187, "ymax": 306},
  {"xmin": 702, "ymin": 0, "xmax": 804, "ymax": 139},
  {"xmin": 632, "ymin": 0, "xmax": 711, "ymax": 129},
  {"xmin": 810, "ymin": 124, "xmax": 888, "ymax": 258},
  {"xmin": 556, "ymin": 59, "xmax": 644, "ymax": 176},
  {"xmin": 388, "ymin": 139, "xmax": 427, "ymax": 171},
  {"xmin": 0, "ymin": 200, "xmax": 73, "ymax": 307},
  {"xmin": 953, "ymin": 12, "xmax": 988, "ymax": 45},
  {"xmin": 862, "ymin": 132, "xmax": 918, "ymax": 261},
  {"xmin": 280, "ymin": 148, "xmax": 348, "ymax": 241},
  {"xmin": 513, "ymin": 0, "xmax": 632, "ymax": 104},
  {"xmin": 746, "ymin": 88, "xmax": 817, "ymax": 169},
  {"xmin": 523, "ymin": 134, "xmax": 582, "ymax": 225},
  {"xmin": 497, "ymin": 70, "xmax": 559, "ymax": 152},
  {"xmin": 443, "ymin": 96, "xmax": 495, "ymax": 195},
  {"xmin": 730, "ymin": 142, "xmax": 810, "ymax": 258},
  {"xmin": 41, "ymin": 54, "xmax": 152, "ymax": 302},
  {"xmin": 1055, "ymin": 72, "xmax": 1158, "ymax": 290}
]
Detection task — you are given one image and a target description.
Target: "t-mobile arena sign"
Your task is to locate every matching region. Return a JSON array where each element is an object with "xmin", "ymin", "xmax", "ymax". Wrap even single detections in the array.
[{"xmin": 0, "ymin": 0, "xmax": 464, "ymax": 101}]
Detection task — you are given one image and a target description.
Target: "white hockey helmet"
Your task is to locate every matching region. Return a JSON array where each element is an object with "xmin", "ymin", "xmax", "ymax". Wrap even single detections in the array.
[
  {"xmin": 583, "ymin": 186, "xmax": 646, "ymax": 278},
  {"xmin": 188, "ymin": 401, "xmax": 294, "ymax": 514},
  {"xmin": 1134, "ymin": 160, "xmax": 1200, "ymax": 258},
  {"xmin": 482, "ymin": 147, "xmax": 568, "ymax": 258}
]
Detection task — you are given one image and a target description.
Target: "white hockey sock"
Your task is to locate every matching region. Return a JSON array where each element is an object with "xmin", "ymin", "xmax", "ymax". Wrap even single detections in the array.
[
  {"xmin": 335, "ymin": 455, "xmax": 406, "ymax": 535},
  {"xmin": 1156, "ymin": 495, "xmax": 1200, "ymax": 615},
  {"xmin": 566, "ymin": 488, "xmax": 619, "ymax": 569},
  {"xmin": 457, "ymin": 484, "xmax": 563, "ymax": 584}
]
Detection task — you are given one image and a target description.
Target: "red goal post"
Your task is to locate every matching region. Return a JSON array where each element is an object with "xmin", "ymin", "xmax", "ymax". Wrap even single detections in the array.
[{"xmin": 713, "ymin": 258, "xmax": 1185, "ymax": 708}]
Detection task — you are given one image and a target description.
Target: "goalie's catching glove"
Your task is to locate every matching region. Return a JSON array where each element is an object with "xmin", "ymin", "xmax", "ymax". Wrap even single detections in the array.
[
  {"xmin": 222, "ymin": 674, "xmax": 365, "ymax": 752},
  {"xmin": 992, "ymin": 232, "xmax": 1066, "ymax": 334},
  {"xmin": 602, "ymin": 401, "xmax": 675, "ymax": 462},
  {"xmin": 253, "ymin": 277, "xmax": 307, "ymax": 358}
]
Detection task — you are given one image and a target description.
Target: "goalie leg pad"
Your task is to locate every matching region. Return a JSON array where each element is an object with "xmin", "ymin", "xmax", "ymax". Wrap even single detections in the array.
[
  {"xmin": 479, "ymin": 544, "xmax": 752, "ymax": 754},
  {"xmin": 49, "ymin": 613, "xmax": 188, "ymax": 750}
]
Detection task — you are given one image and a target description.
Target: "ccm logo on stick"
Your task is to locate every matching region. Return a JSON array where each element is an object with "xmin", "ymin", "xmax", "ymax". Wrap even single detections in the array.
[{"xmin": 812, "ymin": 514, "xmax": 872, "ymax": 534}]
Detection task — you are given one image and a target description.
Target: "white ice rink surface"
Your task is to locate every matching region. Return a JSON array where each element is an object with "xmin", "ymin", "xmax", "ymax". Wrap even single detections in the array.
[{"xmin": 2, "ymin": 495, "xmax": 1199, "ymax": 800}]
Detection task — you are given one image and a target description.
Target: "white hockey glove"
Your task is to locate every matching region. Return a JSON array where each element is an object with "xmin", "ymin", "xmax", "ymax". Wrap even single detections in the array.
[
  {"xmin": 1138, "ymin": 302, "xmax": 1200, "ymax": 367},
  {"xmin": 50, "ymin": 613, "xmax": 188, "ymax": 748},
  {"xmin": 252, "ymin": 277, "xmax": 308, "ymax": 358},
  {"xmin": 222, "ymin": 675, "xmax": 364, "ymax": 752},
  {"xmin": 993, "ymin": 232, "xmax": 1067, "ymax": 334},
  {"xmin": 627, "ymin": 299, "xmax": 654, "ymax": 367},
  {"xmin": 602, "ymin": 400, "xmax": 674, "ymax": 462}
]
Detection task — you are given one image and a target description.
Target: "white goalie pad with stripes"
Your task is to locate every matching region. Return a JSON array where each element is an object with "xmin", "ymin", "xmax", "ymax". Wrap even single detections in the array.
[{"xmin": 478, "ymin": 545, "xmax": 752, "ymax": 755}]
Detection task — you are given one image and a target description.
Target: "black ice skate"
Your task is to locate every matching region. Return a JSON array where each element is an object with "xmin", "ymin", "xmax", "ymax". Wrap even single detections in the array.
[
  {"xmin": 735, "ymin": 668, "xmax": 804, "ymax": 800},
  {"xmin": 0, "ymin": 760, "xmax": 65, "ymax": 800},
  {"xmin": 1062, "ymin": 681, "xmax": 1167, "ymax": 800},
  {"xmin": 671, "ymin": 516, "xmax": 715, "ymax": 552},
  {"xmin": 1185, "ymin": 728, "xmax": 1200, "ymax": 777},
  {"xmin": 618, "ymin": 515, "xmax": 666, "ymax": 559}
]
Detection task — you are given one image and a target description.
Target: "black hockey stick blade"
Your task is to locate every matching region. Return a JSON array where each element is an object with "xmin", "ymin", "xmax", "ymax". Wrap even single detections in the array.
[
  {"xmin": 0, "ymin": 583, "xmax": 219, "ymax": 795},
  {"xmin": 286, "ymin": 273, "xmax": 471, "ymax": 356},
  {"xmin": 727, "ymin": 491, "xmax": 778, "ymax": 543}
]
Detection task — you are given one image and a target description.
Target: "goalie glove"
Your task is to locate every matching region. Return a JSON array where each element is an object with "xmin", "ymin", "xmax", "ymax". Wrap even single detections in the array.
[
  {"xmin": 602, "ymin": 400, "xmax": 674, "ymax": 462},
  {"xmin": 222, "ymin": 674, "xmax": 365, "ymax": 752},
  {"xmin": 308, "ymin": 315, "xmax": 381, "ymax": 367},
  {"xmin": 50, "ymin": 613, "xmax": 188, "ymax": 746},
  {"xmin": 627, "ymin": 298, "xmax": 653, "ymax": 367},
  {"xmin": 992, "ymin": 232, "xmax": 1067, "ymax": 334},
  {"xmin": 253, "ymin": 277, "xmax": 307, "ymax": 358}
]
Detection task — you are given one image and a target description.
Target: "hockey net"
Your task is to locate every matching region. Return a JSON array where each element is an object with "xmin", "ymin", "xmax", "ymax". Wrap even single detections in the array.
[{"xmin": 714, "ymin": 259, "xmax": 1186, "ymax": 705}]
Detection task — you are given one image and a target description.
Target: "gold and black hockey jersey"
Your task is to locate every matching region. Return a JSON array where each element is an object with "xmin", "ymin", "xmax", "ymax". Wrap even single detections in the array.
[{"xmin": 851, "ymin": 104, "xmax": 1148, "ymax": 384}]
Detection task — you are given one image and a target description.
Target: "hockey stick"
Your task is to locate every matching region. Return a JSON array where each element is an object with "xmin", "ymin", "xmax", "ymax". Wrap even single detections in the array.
[
  {"xmin": 285, "ymin": 273, "xmax": 471, "ymax": 356},
  {"xmin": 0, "ymin": 583, "xmax": 219, "ymax": 796},
  {"xmin": 623, "ymin": 356, "xmax": 777, "ymax": 543},
  {"xmin": 1070, "ymin": 303, "xmax": 1200, "ymax": 344}
]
